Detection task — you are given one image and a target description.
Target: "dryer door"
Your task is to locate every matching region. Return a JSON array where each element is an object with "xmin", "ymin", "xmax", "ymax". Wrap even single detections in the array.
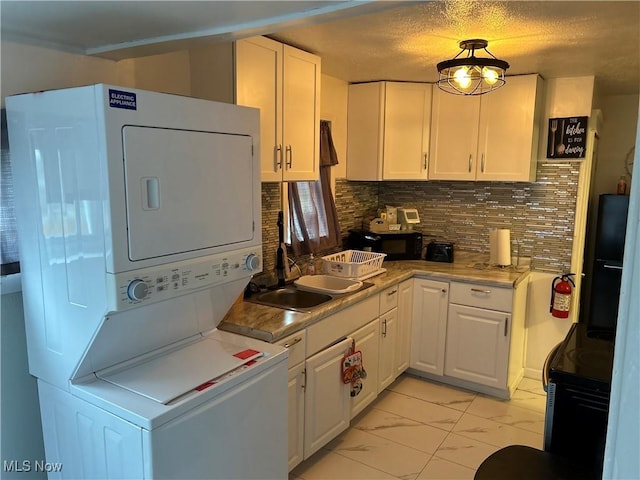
[{"xmin": 122, "ymin": 126, "xmax": 255, "ymax": 261}]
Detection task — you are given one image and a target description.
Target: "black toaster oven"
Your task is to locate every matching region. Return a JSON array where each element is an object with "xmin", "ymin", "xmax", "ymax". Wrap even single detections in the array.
[{"xmin": 425, "ymin": 241, "xmax": 454, "ymax": 263}]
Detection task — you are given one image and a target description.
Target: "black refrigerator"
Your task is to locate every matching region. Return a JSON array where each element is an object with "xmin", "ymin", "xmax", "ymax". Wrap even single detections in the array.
[{"xmin": 584, "ymin": 194, "xmax": 630, "ymax": 336}]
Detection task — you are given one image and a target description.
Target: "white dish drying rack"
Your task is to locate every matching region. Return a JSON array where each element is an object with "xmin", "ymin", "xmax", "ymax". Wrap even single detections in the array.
[{"xmin": 321, "ymin": 250, "xmax": 386, "ymax": 281}]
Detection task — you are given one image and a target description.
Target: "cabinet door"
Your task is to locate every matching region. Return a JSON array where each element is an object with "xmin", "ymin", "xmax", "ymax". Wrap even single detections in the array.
[
  {"xmin": 350, "ymin": 320, "xmax": 380, "ymax": 418},
  {"xmin": 282, "ymin": 45, "xmax": 320, "ymax": 182},
  {"xmin": 346, "ymin": 82, "xmax": 385, "ymax": 180},
  {"xmin": 382, "ymin": 82, "xmax": 431, "ymax": 180},
  {"xmin": 378, "ymin": 309, "xmax": 398, "ymax": 391},
  {"xmin": 476, "ymin": 75, "xmax": 542, "ymax": 181},
  {"xmin": 394, "ymin": 279, "xmax": 413, "ymax": 376},
  {"xmin": 411, "ymin": 278, "xmax": 449, "ymax": 375},
  {"xmin": 235, "ymin": 37, "xmax": 283, "ymax": 182},
  {"xmin": 287, "ymin": 362, "xmax": 305, "ymax": 471},
  {"xmin": 429, "ymin": 90, "xmax": 480, "ymax": 180},
  {"xmin": 304, "ymin": 337, "xmax": 351, "ymax": 459},
  {"xmin": 445, "ymin": 304, "xmax": 510, "ymax": 388}
]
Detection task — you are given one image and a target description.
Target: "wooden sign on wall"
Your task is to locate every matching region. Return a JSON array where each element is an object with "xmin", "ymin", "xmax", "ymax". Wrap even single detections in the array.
[{"xmin": 547, "ymin": 116, "xmax": 588, "ymax": 159}]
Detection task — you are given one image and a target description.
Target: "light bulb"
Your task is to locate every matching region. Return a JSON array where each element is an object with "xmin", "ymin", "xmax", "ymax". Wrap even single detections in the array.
[
  {"xmin": 482, "ymin": 67, "xmax": 499, "ymax": 85},
  {"xmin": 453, "ymin": 67, "xmax": 472, "ymax": 89}
]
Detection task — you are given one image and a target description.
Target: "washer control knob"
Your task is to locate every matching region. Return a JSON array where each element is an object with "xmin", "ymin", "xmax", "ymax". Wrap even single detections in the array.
[
  {"xmin": 245, "ymin": 254, "xmax": 260, "ymax": 271},
  {"xmin": 127, "ymin": 279, "xmax": 149, "ymax": 301}
]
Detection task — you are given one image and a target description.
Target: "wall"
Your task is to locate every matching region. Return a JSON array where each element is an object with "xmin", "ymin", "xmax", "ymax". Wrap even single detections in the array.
[
  {"xmin": 0, "ymin": 289, "xmax": 46, "ymax": 479},
  {"xmin": 320, "ymin": 74, "xmax": 348, "ymax": 180},
  {"xmin": 1, "ymin": 42, "xmax": 134, "ymax": 105},
  {"xmin": 594, "ymin": 94, "xmax": 638, "ymax": 197}
]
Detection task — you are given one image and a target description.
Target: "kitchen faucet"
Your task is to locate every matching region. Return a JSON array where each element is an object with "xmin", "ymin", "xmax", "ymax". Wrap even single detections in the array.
[{"xmin": 276, "ymin": 211, "xmax": 286, "ymax": 287}]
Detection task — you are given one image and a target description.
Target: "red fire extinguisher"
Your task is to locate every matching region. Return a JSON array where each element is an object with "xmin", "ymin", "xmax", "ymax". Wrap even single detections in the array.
[{"xmin": 550, "ymin": 274, "xmax": 576, "ymax": 318}]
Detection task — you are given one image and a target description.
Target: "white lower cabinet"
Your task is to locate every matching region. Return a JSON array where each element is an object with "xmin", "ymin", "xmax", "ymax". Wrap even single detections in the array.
[
  {"xmin": 276, "ymin": 331, "xmax": 307, "ymax": 471},
  {"xmin": 410, "ymin": 278, "xmax": 526, "ymax": 398},
  {"xmin": 411, "ymin": 278, "xmax": 449, "ymax": 375},
  {"xmin": 303, "ymin": 337, "xmax": 352, "ymax": 460},
  {"xmin": 444, "ymin": 304, "xmax": 510, "ymax": 388},
  {"xmin": 287, "ymin": 362, "xmax": 306, "ymax": 470},
  {"xmin": 350, "ymin": 319, "xmax": 380, "ymax": 418},
  {"xmin": 378, "ymin": 308, "xmax": 398, "ymax": 391},
  {"xmin": 394, "ymin": 279, "xmax": 413, "ymax": 376}
]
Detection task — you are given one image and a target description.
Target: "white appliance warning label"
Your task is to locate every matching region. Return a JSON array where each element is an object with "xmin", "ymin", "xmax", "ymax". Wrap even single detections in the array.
[{"xmin": 109, "ymin": 89, "xmax": 137, "ymax": 110}]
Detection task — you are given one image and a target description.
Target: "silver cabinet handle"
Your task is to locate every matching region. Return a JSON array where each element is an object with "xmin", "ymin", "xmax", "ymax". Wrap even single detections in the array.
[
  {"xmin": 275, "ymin": 144, "xmax": 282, "ymax": 170},
  {"xmin": 504, "ymin": 317, "xmax": 509, "ymax": 337},
  {"xmin": 603, "ymin": 264, "xmax": 623, "ymax": 270},
  {"xmin": 468, "ymin": 154, "xmax": 473, "ymax": 173},
  {"xmin": 481, "ymin": 153, "xmax": 485, "ymax": 173},
  {"xmin": 285, "ymin": 145, "xmax": 293, "ymax": 168},
  {"xmin": 282, "ymin": 337, "xmax": 302, "ymax": 348},
  {"xmin": 471, "ymin": 288, "xmax": 491, "ymax": 294}
]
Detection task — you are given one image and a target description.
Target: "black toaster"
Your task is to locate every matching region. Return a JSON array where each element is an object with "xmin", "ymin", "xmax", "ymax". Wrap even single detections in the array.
[{"xmin": 425, "ymin": 241, "xmax": 454, "ymax": 263}]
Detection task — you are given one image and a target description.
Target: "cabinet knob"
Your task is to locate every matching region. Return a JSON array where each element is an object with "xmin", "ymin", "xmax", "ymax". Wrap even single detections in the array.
[{"xmin": 441, "ymin": 288, "xmax": 447, "ymax": 293}]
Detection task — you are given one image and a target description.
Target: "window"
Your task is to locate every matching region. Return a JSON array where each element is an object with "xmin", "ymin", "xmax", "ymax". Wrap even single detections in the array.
[
  {"xmin": 1, "ymin": 109, "xmax": 20, "ymax": 276},
  {"xmin": 287, "ymin": 120, "xmax": 341, "ymax": 256}
]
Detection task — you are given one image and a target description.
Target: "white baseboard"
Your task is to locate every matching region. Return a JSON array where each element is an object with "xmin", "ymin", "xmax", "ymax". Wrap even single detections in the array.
[{"xmin": 524, "ymin": 367, "xmax": 542, "ymax": 380}]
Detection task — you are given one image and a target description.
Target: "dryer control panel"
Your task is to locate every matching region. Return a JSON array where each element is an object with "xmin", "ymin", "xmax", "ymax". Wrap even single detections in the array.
[{"xmin": 106, "ymin": 247, "xmax": 262, "ymax": 311}]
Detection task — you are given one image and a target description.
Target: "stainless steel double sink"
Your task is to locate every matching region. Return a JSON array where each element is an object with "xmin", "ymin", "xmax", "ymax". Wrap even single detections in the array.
[{"xmin": 246, "ymin": 282, "xmax": 373, "ymax": 312}]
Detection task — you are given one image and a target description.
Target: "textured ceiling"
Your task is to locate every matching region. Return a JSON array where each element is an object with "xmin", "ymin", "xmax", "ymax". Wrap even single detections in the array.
[
  {"xmin": 271, "ymin": 1, "xmax": 640, "ymax": 95},
  {"xmin": 1, "ymin": 1, "xmax": 639, "ymax": 96}
]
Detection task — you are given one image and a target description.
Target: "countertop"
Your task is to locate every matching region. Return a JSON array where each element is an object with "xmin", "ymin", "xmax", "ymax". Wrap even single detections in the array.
[{"xmin": 218, "ymin": 252, "xmax": 530, "ymax": 343}]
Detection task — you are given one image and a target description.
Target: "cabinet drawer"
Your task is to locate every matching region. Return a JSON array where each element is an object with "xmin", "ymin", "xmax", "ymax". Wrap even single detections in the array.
[
  {"xmin": 379, "ymin": 284, "xmax": 399, "ymax": 314},
  {"xmin": 306, "ymin": 295, "xmax": 379, "ymax": 357},
  {"xmin": 276, "ymin": 331, "xmax": 306, "ymax": 367},
  {"xmin": 449, "ymin": 281, "xmax": 513, "ymax": 312}
]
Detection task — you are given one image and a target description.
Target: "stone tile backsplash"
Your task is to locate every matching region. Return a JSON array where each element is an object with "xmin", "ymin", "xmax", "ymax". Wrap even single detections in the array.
[{"xmin": 259, "ymin": 161, "xmax": 580, "ymax": 281}]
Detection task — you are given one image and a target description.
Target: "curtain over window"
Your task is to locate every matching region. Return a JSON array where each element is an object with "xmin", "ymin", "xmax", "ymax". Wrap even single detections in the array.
[{"xmin": 288, "ymin": 120, "xmax": 341, "ymax": 256}]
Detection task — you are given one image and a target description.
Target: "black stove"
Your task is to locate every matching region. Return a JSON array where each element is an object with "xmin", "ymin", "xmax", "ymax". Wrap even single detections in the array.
[
  {"xmin": 544, "ymin": 322, "xmax": 615, "ymax": 476},
  {"xmin": 548, "ymin": 322, "xmax": 615, "ymax": 391}
]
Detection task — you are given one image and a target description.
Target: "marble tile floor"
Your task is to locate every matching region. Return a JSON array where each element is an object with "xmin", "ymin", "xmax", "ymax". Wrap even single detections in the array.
[{"xmin": 291, "ymin": 374, "xmax": 547, "ymax": 480}]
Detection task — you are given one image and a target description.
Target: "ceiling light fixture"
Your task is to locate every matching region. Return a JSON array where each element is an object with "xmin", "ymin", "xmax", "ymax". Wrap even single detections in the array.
[{"xmin": 436, "ymin": 39, "xmax": 509, "ymax": 95}]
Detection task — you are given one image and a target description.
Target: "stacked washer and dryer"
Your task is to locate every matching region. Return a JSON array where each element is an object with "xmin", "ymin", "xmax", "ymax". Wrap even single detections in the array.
[{"xmin": 6, "ymin": 85, "xmax": 288, "ymax": 479}]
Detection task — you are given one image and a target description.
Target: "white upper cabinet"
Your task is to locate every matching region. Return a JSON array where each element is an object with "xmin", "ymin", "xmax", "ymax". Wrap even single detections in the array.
[
  {"xmin": 236, "ymin": 36, "xmax": 320, "ymax": 182},
  {"xmin": 429, "ymin": 74, "xmax": 543, "ymax": 182},
  {"xmin": 347, "ymin": 82, "xmax": 431, "ymax": 181},
  {"xmin": 429, "ymin": 94, "xmax": 481, "ymax": 180}
]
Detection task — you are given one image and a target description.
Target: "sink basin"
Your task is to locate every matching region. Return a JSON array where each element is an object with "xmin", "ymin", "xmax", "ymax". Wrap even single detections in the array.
[
  {"xmin": 248, "ymin": 287, "xmax": 333, "ymax": 311},
  {"xmin": 294, "ymin": 275, "xmax": 363, "ymax": 294}
]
